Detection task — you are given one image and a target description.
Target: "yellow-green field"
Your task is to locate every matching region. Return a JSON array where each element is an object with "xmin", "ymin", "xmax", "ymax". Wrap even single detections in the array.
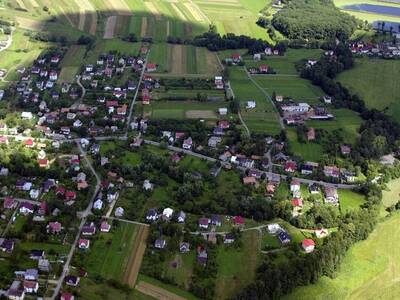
[
  {"xmin": 285, "ymin": 211, "xmax": 400, "ymax": 300},
  {"xmin": 334, "ymin": 0, "xmax": 400, "ymax": 22}
]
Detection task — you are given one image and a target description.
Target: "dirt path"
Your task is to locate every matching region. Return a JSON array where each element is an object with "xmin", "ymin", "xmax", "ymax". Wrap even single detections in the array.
[
  {"xmin": 103, "ymin": 16, "xmax": 117, "ymax": 39},
  {"xmin": 136, "ymin": 281, "xmax": 187, "ymax": 300},
  {"xmin": 123, "ymin": 225, "xmax": 149, "ymax": 287}
]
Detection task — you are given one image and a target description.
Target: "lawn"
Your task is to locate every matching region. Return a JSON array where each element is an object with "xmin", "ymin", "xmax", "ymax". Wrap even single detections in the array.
[
  {"xmin": 215, "ymin": 230, "xmax": 261, "ymax": 299},
  {"xmin": 163, "ymin": 251, "xmax": 196, "ymax": 288},
  {"xmin": 284, "ymin": 212, "xmax": 400, "ymax": 300},
  {"xmin": 338, "ymin": 189, "xmax": 366, "ymax": 212},
  {"xmin": 337, "ymin": 58, "xmax": 400, "ymax": 123},
  {"xmin": 287, "ymin": 127, "xmax": 324, "ymax": 161},
  {"xmin": 179, "ymin": 155, "xmax": 211, "ymax": 173},
  {"xmin": 82, "ymin": 222, "xmax": 139, "ymax": 281}
]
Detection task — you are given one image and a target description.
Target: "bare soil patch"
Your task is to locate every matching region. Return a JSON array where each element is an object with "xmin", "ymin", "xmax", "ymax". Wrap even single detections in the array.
[
  {"xmin": 186, "ymin": 110, "xmax": 217, "ymax": 119},
  {"xmin": 140, "ymin": 17, "xmax": 148, "ymax": 37},
  {"xmin": 104, "ymin": 16, "xmax": 117, "ymax": 39},
  {"xmin": 170, "ymin": 45, "xmax": 185, "ymax": 74},
  {"xmin": 136, "ymin": 281, "xmax": 186, "ymax": 300},
  {"xmin": 123, "ymin": 226, "xmax": 149, "ymax": 287}
]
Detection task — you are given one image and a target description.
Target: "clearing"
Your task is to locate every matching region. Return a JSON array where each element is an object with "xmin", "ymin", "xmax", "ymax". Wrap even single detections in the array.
[
  {"xmin": 59, "ymin": 45, "xmax": 86, "ymax": 83},
  {"xmin": 15, "ymin": 16, "xmax": 44, "ymax": 30}
]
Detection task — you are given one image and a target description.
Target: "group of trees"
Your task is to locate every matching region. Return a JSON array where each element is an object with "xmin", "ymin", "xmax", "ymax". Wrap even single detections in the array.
[
  {"xmin": 272, "ymin": 0, "xmax": 358, "ymax": 41},
  {"xmin": 301, "ymin": 43, "xmax": 400, "ymax": 159}
]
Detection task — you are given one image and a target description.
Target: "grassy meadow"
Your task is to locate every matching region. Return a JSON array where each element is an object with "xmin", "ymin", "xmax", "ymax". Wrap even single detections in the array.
[
  {"xmin": 285, "ymin": 212, "xmax": 400, "ymax": 300},
  {"xmin": 337, "ymin": 58, "xmax": 400, "ymax": 123}
]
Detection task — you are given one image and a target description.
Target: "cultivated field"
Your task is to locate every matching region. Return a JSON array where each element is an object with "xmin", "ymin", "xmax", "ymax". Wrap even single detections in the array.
[
  {"xmin": 337, "ymin": 58, "xmax": 400, "ymax": 123},
  {"xmin": 148, "ymin": 43, "xmax": 222, "ymax": 75},
  {"xmin": 136, "ymin": 281, "xmax": 186, "ymax": 300},
  {"xmin": 123, "ymin": 225, "xmax": 150, "ymax": 287},
  {"xmin": 285, "ymin": 212, "xmax": 400, "ymax": 300},
  {"xmin": 334, "ymin": 0, "xmax": 400, "ymax": 22}
]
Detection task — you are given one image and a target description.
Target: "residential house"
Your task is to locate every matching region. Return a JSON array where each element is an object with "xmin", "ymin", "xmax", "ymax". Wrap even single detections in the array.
[
  {"xmin": 315, "ymin": 228, "xmax": 328, "ymax": 238},
  {"xmin": 3, "ymin": 197, "xmax": 16, "ymax": 210},
  {"xmin": 47, "ymin": 221, "xmax": 62, "ymax": 234},
  {"xmin": 100, "ymin": 221, "xmax": 111, "ymax": 232},
  {"xmin": 143, "ymin": 179, "xmax": 153, "ymax": 191},
  {"xmin": 7, "ymin": 280, "xmax": 25, "ymax": 300},
  {"xmin": 290, "ymin": 179, "xmax": 300, "ymax": 193},
  {"xmin": 155, "ymin": 238, "xmax": 166, "ymax": 249},
  {"xmin": 198, "ymin": 217, "xmax": 210, "ymax": 229},
  {"xmin": 292, "ymin": 198, "xmax": 303, "ymax": 207},
  {"xmin": 162, "ymin": 208, "xmax": 174, "ymax": 220},
  {"xmin": 243, "ymin": 176, "xmax": 257, "ymax": 185},
  {"xmin": 211, "ymin": 214, "xmax": 222, "ymax": 227},
  {"xmin": 20, "ymin": 202, "xmax": 35, "ymax": 215},
  {"xmin": 24, "ymin": 269, "xmax": 38, "ymax": 281},
  {"xmin": 146, "ymin": 208, "xmax": 158, "ymax": 222},
  {"xmin": 93, "ymin": 199, "xmax": 103, "ymax": 210},
  {"xmin": 180, "ymin": 242, "xmax": 190, "ymax": 253},
  {"xmin": 224, "ymin": 233, "xmax": 235, "ymax": 244},
  {"xmin": 324, "ymin": 187, "xmax": 339, "ymax": 205},
  {"xmin": 177, "ymin": 211, "xmax": 186, "ymax": 223},
  {"xmin": 307, "ymin": 128, "xmax": 316, "ymax": 141},
  {"xmin": 29, "ymin": 250, "xmax": 44, "ymax": 260},
  {"xmin": 340, "ymin": 145, "xmax": 351, "ymax": 155},
  {"xmin": 208, "ymin": 136, "xmax": 222, "ymax": 148},
  {"xmin": 0, "ymin": 238, "xmax": 14, "ymax": 253},
  {"xmin": 78, "ymin": 239, "xmax": 90, "ymax": 249},
  {"xmin": 324, "ymin": 166, "xmax": 340, "ymax": 178},
  {"xmin": 197, "ymin": 247, "xmax": 208, "ymax": 265},
  {"xmin": 23, "ymin": 280, "xmax": 38, "ymax": 294},
  {"xmin": 115, "ymin": 207, "xmax": 124, "ymax": 217},
  {"xmin": 61, "ymin": 292, "xmax": 75, "ymax": 300},
  {"xmin": 302, "ymin": 239, "xmax": 315, "ymax": 253},
  {"xmin": 278, "ymin": 231, "xmax": 291, "ymax": 244},
  {"xmin": 182, "ymin": 137, "xmax": 193, "ymax": 150},
  {"xmin": 65, "ymin": 275, "xmax": 80, "ymax": 287},
  {"xmin": 233, "ymin": 216, "xmax": 245, "ymax": 226},
  {"xmin": 284, "ymin": 161, "xmax": 297, "ymax": 173},
  {"xmin": 82, "ymin": 223, "xmax": 96, "ymax": 236},
  {"xmin": 267, "ymin": 223, "xmax": 282, "ymax": 235}
]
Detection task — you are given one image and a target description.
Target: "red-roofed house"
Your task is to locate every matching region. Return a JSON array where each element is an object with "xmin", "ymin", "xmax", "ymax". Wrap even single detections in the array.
[
  {"xmin": 307, "ymin": 128, "xmax": 315, "ymax": 141},
  {"xmin": 38, "ymin": 159, "xmax": 49, "ymax": 168},
  {"xmin": 3, "ymin": 197, "xmax": 16, "ymax": 210},
  {"xmin": 302, "ymin": 239, "xmax": 315, "ymax": 253},
  {"xmin": 243, "ymin": 176, "xmax": 257, "ymax": 185},
  {"xmin": 100, "ymin": 221, "xmax": 111, "ymax": 232},
  {"xmin": 25, "ymin": 138, "xmax": 34, "ymax": 148},
  {"xmin": 47, "ymin": 221, "xmax": 62, "ymax": 234},
  {"xmin": 61, "ymin": 292, "xmax": 75, "ymax": 300},
  {"xmin": 0, "ymin": 135, "xmax": 8, "ymax": 144},
  {"xmin": 233, "ymin": 216, "xmax": 245, "ymax": 226},
  {"xmin": 231, "ymin": 53, "xmax": 242, "ymax": 63},
  {"xmin": 78, "ymin": 239, "xmax": 90, "ymax": 249},
  {"xmin": 146, "ymin": 63, "xmax": 157, "ymax": 72},
  {"xmin": 292, "ymin": 198, "xmax": 303, "ymax": 207},
  {"xmin": 285, "ymin": 161, "xmax": 297, "ymax": 173},
  {"xmin": 65, "ymin": 191, "xmax": 77, "ymax": 201}
]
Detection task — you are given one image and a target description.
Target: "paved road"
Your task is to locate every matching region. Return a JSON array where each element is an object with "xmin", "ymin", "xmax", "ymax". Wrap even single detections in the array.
[
  {"xmin": 244, "ymin": 66, "xmax": 285, "ymax": 130},
  {"xmin": 144, "ymin": 140, "xmax": 357, "ymax": 189},
  {"xmin": 50, "ymin": 142, "xmax": 101, "ymax": 300},
  {"xmin": 125, "ymin": 52, "xmax": 149, "ymax": 136}
]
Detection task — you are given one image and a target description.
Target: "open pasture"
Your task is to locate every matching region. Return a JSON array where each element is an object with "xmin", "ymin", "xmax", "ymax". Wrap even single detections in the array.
[
  {"xmin": 58, "ymin": 45, "xmax": 86, "ymax": 83},
  {"xmin": 337, "ymin": 58, "xmax": 400, "ymax": 123},
  {"xmin": 285, "ymin": 212, "xmax": 400, "ymax": 300}
]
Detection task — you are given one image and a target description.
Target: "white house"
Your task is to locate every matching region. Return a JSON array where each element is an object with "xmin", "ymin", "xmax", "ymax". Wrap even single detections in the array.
[
  {"xmin": 143, "ymin": 179, "xmax": 153, "ymax": 191},
  {"xmin": 21, "ymin": 112, "xmax": 33, "ymax": 120},
  {"xmin": 182, "ymin": 137, "xmax": 193, "ymax": 150},
  {"xmin": 267, "ymin": 223, "xmax": 282, "ymax": 235},
  {"xmin": 162, "ymin": 208, "xmax": 174, "ymax": 220},
  {"xmin": 115, "ymin": 207, "xmax": 124, "ymax": 217},
  {"xmin": 246, "ymin": 101, "xmax": 256, "ymax": 109},
  {"xmin": 218, "ymin": 108, "xmax": 228, "ymax": 115},
  {"xmin": 93, "ymin": 199, "xmax": 103, "ymax": 210}
]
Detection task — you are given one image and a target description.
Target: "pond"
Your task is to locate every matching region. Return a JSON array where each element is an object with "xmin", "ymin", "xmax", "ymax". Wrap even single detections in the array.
[{"xmin": 342, "ymin": 3, "xmax": 400, "ymax": 17}]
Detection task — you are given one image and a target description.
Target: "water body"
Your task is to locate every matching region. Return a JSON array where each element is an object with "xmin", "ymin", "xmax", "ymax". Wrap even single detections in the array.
[{"xmin": 342, "ymin": 3, "xmax": 400, "ymax": 17}]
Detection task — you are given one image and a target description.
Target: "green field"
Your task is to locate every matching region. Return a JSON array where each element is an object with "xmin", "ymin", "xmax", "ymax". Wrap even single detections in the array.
[
  {"xmin": 285, "ymin": 212, "xmax": 400, "ymax": 300},
  {"xmin": 229, "ymin": 67, "xmax": 281, "ymax": 134},
  {"xmin": 382, "ymin": 177, "xmax": 400, "ymax": 208},
  {"xmin": 306, "ymin": 109, "xmax": 362, "ymax": 145},
  {"xmin": 339, "ymin": 189, "xmax": 366, "ymax": 212},
  {"xmin": 58, "ymin": 45, "xmax": 86, "ymax": 83},
  {"xmin": 215, "ymin": 230, "xmax": 261, "ymax": 299},
  {"xmin": 287, "ymin": 127, "xmax": 324, "ymax": 161},
  {"xmin": 143, "ymin": 100, "xmax": 232, "ymax": 120},
  {"xmin": 337, "ymin": 58, "xmax": 400, "ymax": 123},
  {"xmin": 82, "ymin": 222, "xmax": 139, "ymax": 281}
]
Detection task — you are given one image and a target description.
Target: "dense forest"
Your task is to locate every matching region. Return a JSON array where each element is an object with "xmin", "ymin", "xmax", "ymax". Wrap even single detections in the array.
[{"xmin": 272, "ymin": 0, "xmax": 358, "ymax": 41}]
